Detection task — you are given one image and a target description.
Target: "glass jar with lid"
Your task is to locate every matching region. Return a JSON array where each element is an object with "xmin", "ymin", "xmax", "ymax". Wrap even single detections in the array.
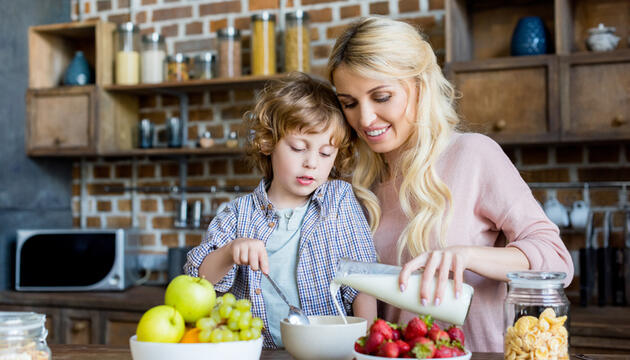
[
  {"xmin": 0, "ymin": 312, "xmax": 51, "ymax": 360},
  {"xmin": 115, "ymin": 22, "xmax": 140, "ymax": 85},
  {"xmin": 251, "ymin": 12, "xmax": 276, "ymax": 75},
  {"xmin": 217, "ymin": 27, "xmax": 242, "ymax": 78},
  {"xmin": 141, "ymin": 32, "xmax": 166, "ymax": 83},
  {"xmin": 504, "ymin": 271, "xmax": 570, "ymax": 360},
  {"xmin": 192, "ymin": 52, "xmax": 216, "ymax": 80},
  {"xmin": 166, "ymin": 53, "xmax": 190, "ymax": 82},
  {"xmin": 285, "ymin": 10, "xmax": 310, "ymax": 72}
]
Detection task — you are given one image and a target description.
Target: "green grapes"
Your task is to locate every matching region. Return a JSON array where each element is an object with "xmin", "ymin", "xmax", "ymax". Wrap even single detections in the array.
[
  {"xmin": 222, "ymin": 293, "xmax": 236, "ymax": 307},
  {"xmin": 196, "ymin": 317, "xmax": 217, "ymax": 330},
  {"xmin": 235, "ymin": 299, "xmax": 251, "ymax": 312},
  {"xmin": 210, "ymin": 328, "xmax": 224, "ymax": 343},
  {"xmin": 195, "ymin": 294, "xmax": 263, "ymax": 342},
  {"xmin": 198, "ymin": 328, "xmax": 213, "ymax": 342},
  {"xmin": 251, "ymin": 317, "xmax": 263, "ymax": 331},
  {"xmin": 219, "ymin": 304, "xmax": 233, "ymax": 319}
]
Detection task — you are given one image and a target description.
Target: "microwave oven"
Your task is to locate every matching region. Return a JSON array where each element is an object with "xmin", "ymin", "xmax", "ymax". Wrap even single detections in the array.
[{"xmin": 15, "ymin": 229, "xmax": 140, "ymax": 291}]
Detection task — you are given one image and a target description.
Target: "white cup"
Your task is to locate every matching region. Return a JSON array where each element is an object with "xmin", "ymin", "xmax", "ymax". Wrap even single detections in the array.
[
  {"xmin": 544, "ymin": 197, "xmax": 569, "ymax": 228},
  {"xmin": 569, "ymin": 200, "xmax": 590, "ymax": 229}
]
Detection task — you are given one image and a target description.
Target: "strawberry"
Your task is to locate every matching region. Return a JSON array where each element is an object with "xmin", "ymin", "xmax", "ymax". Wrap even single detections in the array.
[
  {"xmin": 411, "ymin": 337, "xmax": 436, "ymax": 359},
  {"xmin": 355, "ymin": 336, "xmax": 367, "ymax": 354},
  {"xmin": 447, "ymin": 326, "xmax": 465, "ymax": 346},
  {"xmin": 365, "ymin": 330, "xmax": 385, "ymax": 354},
  {"xmin": 451, "ymin": 345, "xmax": 466, "ymax": 356},
  {"xmin": 392, "ymin": 328, "xmax": 402, "ymax": 341},
  {"xmin": 434, "ymin": 345, "xmax": 454, "ymax": 358},
  {"xmin": 377, "ymin": 341, "xmax": 400, "ymax": 358},
  {"xmin": 427, "ymin": 323, "xmax": 441, "ymax": 342},
  {"xmin": 435, "ymin": 330, "xmax": 451, "ymax": 344},
  {"xmin": 395, "ymin": 339, "xmax": 411, "ymax": 354},
  {"xmin": 371, "ymin": 319, "xmax": 394, "ymax": 340},
  {"xmin": 403, "ymin": 316, "xmax": 428, "ymax": 340}
]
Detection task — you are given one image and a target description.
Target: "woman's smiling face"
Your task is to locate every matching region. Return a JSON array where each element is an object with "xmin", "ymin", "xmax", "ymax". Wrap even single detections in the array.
[{"xmin": 332, "ymin": 64, "xmax": 417, "ymax": 155}]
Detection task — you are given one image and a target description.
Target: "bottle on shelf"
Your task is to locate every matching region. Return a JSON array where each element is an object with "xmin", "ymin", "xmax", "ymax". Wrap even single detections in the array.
[
  {"xmin": 141, "ymin": 32, "xmax": 166, "ymax": 84},
  {"xmin": 251, "ymin": 12, "xmax": 276, "ymax": 75},
  {"xmin": 285, "ymin": 10, "xmax": 310, "ymax": 73},
  {"xmin": 115, "ymin": 22, "xmax": 140, "ymax": 85},
  {"xmin": 217, "ymin": 27, "xmax": 242, "ymax": 78}
]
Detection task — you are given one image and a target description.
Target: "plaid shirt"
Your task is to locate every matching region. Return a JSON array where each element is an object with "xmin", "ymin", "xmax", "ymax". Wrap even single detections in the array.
[{"xmin": 184, "ymin": 179, "xmax": 377, "ymax": 349}]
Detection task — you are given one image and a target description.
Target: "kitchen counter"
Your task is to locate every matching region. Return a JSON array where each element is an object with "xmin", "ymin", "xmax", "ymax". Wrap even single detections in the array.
[{"xmin": 48, "ymin": 345, "xmax": 629, "ymax": 360}]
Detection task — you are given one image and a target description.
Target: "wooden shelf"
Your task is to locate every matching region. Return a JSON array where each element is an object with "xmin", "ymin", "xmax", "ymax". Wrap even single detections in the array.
[{"xmin": 100, "ymin": 145, "xmax": 245, "ymax": 157}]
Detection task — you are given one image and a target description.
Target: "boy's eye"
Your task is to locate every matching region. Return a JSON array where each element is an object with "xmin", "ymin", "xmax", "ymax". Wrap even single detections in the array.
[
  {"xmin": 290, "ymin": 146, "xmax": 305, "ymax": 152},
  {"xmin": 320, "ymin": 152, "xmax": 332, "ymax": 157}
]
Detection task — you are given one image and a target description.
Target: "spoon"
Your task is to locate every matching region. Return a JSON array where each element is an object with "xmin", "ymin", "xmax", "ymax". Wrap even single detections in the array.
[{"xmin": 264, "ymin": 273, "xmax": 310, "ymax": 325}]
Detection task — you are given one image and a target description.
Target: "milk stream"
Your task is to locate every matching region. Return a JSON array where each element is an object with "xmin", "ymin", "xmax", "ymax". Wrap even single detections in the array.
[{"xmin": 329, "ymin": 282, "xmax": 348, "ymax": 324}]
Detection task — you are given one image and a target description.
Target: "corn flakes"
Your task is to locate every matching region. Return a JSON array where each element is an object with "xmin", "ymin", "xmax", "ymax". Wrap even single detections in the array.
[{"xmin": 504, "ymin": 308, "xmax": 568, "ymax": 360}]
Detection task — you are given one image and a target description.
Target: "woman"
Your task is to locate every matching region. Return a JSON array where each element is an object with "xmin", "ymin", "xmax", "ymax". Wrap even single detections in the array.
[{"xmin": 327, "ymin": 17, "xmax": 573, "ymax": 352}]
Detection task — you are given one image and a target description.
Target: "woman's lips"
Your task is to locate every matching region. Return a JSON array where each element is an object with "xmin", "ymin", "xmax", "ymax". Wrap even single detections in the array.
[
  {"xmin": 296, "ymin": 176, "xmax": 314, "ymax": 186},
  {"xmin": 364, "ymin": 125, "xmax": 390, "ymax": 141}
]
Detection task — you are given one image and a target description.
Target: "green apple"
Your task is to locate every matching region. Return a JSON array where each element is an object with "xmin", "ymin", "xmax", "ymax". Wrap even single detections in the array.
[
  {"xmin": 136, "ymin": 305, "xmax": 185, "ymax": 343},
  {"xmin": 164, "ymin": 274, "xmax": 216, "ymax": 323}
]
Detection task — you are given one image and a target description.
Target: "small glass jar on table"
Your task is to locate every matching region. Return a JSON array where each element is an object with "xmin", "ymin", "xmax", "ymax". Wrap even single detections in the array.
[
  {"xmin": 284, "ymin": 10, "xmax": 310, "ymax": 73},
  {"xmin": 192, "ymin": 52, "xmax": 216, "ymax": 80},
  {"xmin": 115, "ymin": 22, "xmax": 140, "ymax": 85},
  {"xmin": 217, "ymin": 27, "xmax": 242, "ymax": 78},
  {"xmin": 504, "ymin": 271, "xmax": 570, "ymax": 360},
  {"xmin": 251, "ymin": 12, "xmax": 276, "ymax": 75},
  {"xmin": 166, "ymin": 53, "xmax": 190, "ymax": 82},
  {"xmin": 141, "ymin": 32, "xmax": 166, "ymax": 83},
  {"xmin": 0, "ymin": 312, "xmax": 51, "ymax": 360}
]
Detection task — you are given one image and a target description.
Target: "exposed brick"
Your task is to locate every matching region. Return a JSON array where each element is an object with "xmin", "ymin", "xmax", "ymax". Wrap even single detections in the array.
[
  {"xmin": 221, "ymin": 105, "xmax": 252, "ymax": 120},
  {"xmin": 313, "ymin": 44, "xmax": 331, "ymax": 60},
  {"xmin": 588, "ymin": 144, "xmax": 619, "ymax": 163},
  {"xmin": 188, "ymin": 126, "xmax": 199, "ymax": 142},
  {"xmin": 115, "ymin": 164, "xmax": 132, "ymax": 178},
  {"xmin": 97, "ymin": 200, "xmax": 112, "ymax": 212},
  {"xmin": 93, "ymin": 165, "xmax": 111, "ymax": 179},
  {"xmin": 140, "ymin": 233, "xmax": 156, "ymax": 246},
  {"xmin": 139, "ymin": 95, "xmax": 157, "ymax": 109},
  {"xmin": 234, "ymin": 89, "xmax": 255, "ymax": 102},
  {"xmin": 118, "ymin": 0, "xmax": 130, "ymax": 8},
  {"xmin": 139, "ymin": 26, "xmax": 155, "ymax": 35},
  {"xmin": 589, "ymin": 189, "xmax": 619, "ymax": 207},
  {"xmin": 209, "ymin": 91, "xmax": 230, "ymax": 103},
  {"xmin": 556, "ymin": 145, "xmax": 583, "ymax": 164},
  {"xmin": 84, "ymin": 1, "xmax": 90, "ymax": 13},
  {"xmin": 186, "ymin": 21, "xmax": 203, "ymax": 35},
  {"xmin": 302, "ymin": 0, "xmax": 344, "ymax": 5},
  {"xmin": 189, "ymin": 109, "xmax": 213, "ymax": 122},
  {"xmin": 97, "ymin": 0, "xmax": 111, "ymax": 12},
  {"xmin": 136, "ymin": 11, "xmax": 147, "ymax": 24},
  {"xmin": 161, "ymin": 233, "xmax": 179, "ymax": 247},
  {"xmin": 161, "ymin": 162, "xmax": 180, "ymax": 177},
  {"xmin": 309, "ymin": 8, "xmax": 333, "ymax": 23},
  {"xmin": 72, "ymin": 165, "xmax": 80, "ymax": 179},
  {"xmin": 428, "ymin": 32, "xmax": 445, "ymax": 51},
  {"xmin": 174, "ymin": 38, "xmax": 214, "ymax": 54},
  {"xmin": 327, "ymin": 24, "xmax": 348, "ymax": 40},
  {"xmin": 249, "ymin": 0, "xmax": 278, "ymax": 10},
  {"xmin": 399, "ymin": 0, "xmax": 419, "ymax": 13},
  {"xmin": 87, "ymin": 217, "xmax": 101, "ymax": 228},
  {"xmin": 141, "ymin": 111, "xmax": 166, "ymax": 125},
  {"xmin": 531, "ymin": 189, "xmax": 546, "ymax": 204},
  {"xmin": 233, "ymin": 158, "xmax": 252, "ymax": 175},
  {"xmin": 161, "ymin": 95, "xmax": 179, "ymax": 107},
  {"xmin": 142, "ymin": 0, "xmax": 156, "ymax": 4},
  {"xmin": 369, "ymin": 1, "xmax": 389, "ymax": 15},
  {"xmin": 72, "ymin": 184, "xmax": 80, "ymax": 196},
  {"xmin": 141, "ymin": 199, "xmax": 158, "ymax": 212},
  {"xmin": 188, "ymin": 162, "xmax": 204, "ymax": 176},
  {"xmin": 152, "ymin": 6, "xmax": 192, "ymax": 21},
  {"xmin": 228, "ymin": 123, "xmax": 247, "ymax": 136},
  {"xmin": 187, "ymin": 179, "xmax": 219, "ymax": 190},
  {"xmin": 139, "ymin": 164, "xmax": 156, "ymax": 178},
  {"xmin": 578, "ymin": 168, "xmax": 630, "ymax": 182},
  {"xmin": 521, "ymin": 146, "xmax": 548, "ymax": 165},
  {"xmin": 310, "ymin": 64, "xmax": 327, "ymax": 79},
  {"xmin": 189, "ymin": 93, "xmax": 204, "ymax": 106},
  {"xmin": 340, "ymin": 5, "xmax": 361, "ymax": 19},
  {"xmin": 210, "ymin": 159, "xmax": 228, "ymax": 175},
  {"xmin": 107, "ymin": 13, "xmax": 130, "ymax": 24},
  {"xmin": 556, "ymin": 189, "xmax": 583, "ymax": 205},
  {"xmin": 199, "ymin": 1, "xmax": 241, "ymax": 16},
  {"xmin": 73, "ymin": 217, "xmax": 80, "ymax": 227},
  {"xmin": 404, "ymin": 16, "xmax": 437, "ymax": 32},
  {"xmin": 72, "ymin": 200, "xmax": 80, "ymax": 213},
  {"xmin": 225, "ymin": 178, "xmax": 261, "ymax": 187},
  {"xmin": 519, "ymin": 168, "xmax": 570, "ymax": 183},
  {"xmin": 161, "ymin": 24, "xmax": 179, "ymax": 38},
  {"xmin": 210, "ymin": 19, "xmax": 228, "ymax": 33},
  {"xmin": 87, "ymin": 183, "xmax": 124, "ymax": 196},
  {"xmin": 107, "ymin": 216, "xmax": 132, "ymax": 228},
  {"xmin": 204, "ymin": 125, "xmax": 225, "ymax": 139},
  {"xmin": 429, "ymin": 0, "xmax": 445, "ymax": 10},
  {"xmin": 186, "ymin": 233, "xmax": 203, "ymax": 247},
  {"xmin": 234, "ymin": 17, "xmax": 250, "ymax": 30},
  {"xmin": 118, "ymin": 199, "xmax": 131, "ymax": 211},
  {"xmin": 163, "ymin": 199, "xmax": 176, "ymax": 212},
  {"xmin": 153, "ymin": 217, "xmax": 175, "ymax": 229},
  {"xmin": 310, "ymin": 27, "xmax": 320, "ymax": 42}
]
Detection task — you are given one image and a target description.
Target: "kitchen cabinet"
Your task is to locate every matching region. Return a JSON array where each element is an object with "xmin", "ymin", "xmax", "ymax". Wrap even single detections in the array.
[{"xmin": 445, "ymin": 0, "xmax": 630, "ymax": 144}]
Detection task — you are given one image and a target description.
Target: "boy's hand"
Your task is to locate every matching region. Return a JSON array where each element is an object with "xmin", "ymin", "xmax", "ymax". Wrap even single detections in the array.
[{"xmin": 230, "ymin": 237, "xmax": 269, "ymax": 274}]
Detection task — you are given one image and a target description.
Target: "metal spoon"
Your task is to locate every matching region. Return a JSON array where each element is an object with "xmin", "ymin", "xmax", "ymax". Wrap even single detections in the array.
[{"xmin": 264, "ymin": 273, "xmax": 310, "ymax": 325}]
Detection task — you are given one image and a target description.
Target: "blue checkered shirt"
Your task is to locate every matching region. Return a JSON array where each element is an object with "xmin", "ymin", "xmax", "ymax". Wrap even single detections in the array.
[{"xmin": 184, "ymin": 179, "xmax": 377, "ymax": 349}]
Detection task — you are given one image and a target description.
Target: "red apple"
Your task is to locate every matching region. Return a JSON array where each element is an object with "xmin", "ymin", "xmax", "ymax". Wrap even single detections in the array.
[
  {"xmin": 136, "ymin": 305, "xmax": 185, "ymax": 343},
  {"xmin": 164, "ymin": 275, "xmax": 216, "ymax": 323}
]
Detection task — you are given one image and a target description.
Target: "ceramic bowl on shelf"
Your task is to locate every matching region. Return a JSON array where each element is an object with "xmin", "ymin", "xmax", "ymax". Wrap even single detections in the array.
[
  {"xmin": 353, "ymin": 348, "xmax": 472, "ymax": 360},
  {"xmin": 280, "ymin": 315, "xmax": 367, "ymax": 360},
  {"xmin": 129, "ymin": 335, "xmax": 262, "ymax": 360}
]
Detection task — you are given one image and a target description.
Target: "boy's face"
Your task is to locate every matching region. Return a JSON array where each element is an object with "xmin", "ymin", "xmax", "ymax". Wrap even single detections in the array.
[{"xmin": 267, "ymin": 128, "xmax": 338, "ymax": 209}]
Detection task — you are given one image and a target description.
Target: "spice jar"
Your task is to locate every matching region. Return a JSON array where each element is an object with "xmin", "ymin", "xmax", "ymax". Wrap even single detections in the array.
[
  {"xmin": 198, "ymin": 131, "xmax": 214, "ymax": 148},
  {"xmin": 0, "ymin": 312, "xmax": 51, "ymax": 360},
  {"xmin": 217, "ymin": 27, "xmax": 242, "ymax": 78},
  {"xmin": 141, "ymin": 32, "xmax": 166, "ymax": 83},
  {"xmin": 285, "ymin": 10, "xmax": 310, "ymax": 72},
  {"xmin": 226, "ymin": 131, "xmax": 239, "ymax": 148},
  {"xmin": 504, "ymin": 271, "xmax": 570, "ymax": 360},
  {"xmin": 192, "ymin": 52, "xmax": 216, "ymax": 80},
  {"xmin": 166, "ymin": 53, "xmax": 190, "ymax": 82},
  {"xmin": 251, "ymin": 12, "xmax": 276, "ymax": 75},
  {"xmin": 115, "ymin": 22, "xmax": 140, "ymax": 85}
]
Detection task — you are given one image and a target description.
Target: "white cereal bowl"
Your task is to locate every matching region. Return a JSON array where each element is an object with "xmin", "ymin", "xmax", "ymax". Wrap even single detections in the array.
[
  {"xmin": 129, "ymin": 334, "xmax": 263, "ymax": 360},
  {"xmin": 281, "ymin": 315, "xmax": 367, "ymax": 360},
  {"xmin": 353, "ymin": 348, "xmax": 472, "ymax": 360}
]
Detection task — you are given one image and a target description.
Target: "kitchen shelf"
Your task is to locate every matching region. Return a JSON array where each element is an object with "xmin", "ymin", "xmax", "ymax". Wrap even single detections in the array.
[{"xmin": 100, "ymin": 145, "xmax": 245, "ymax": 158}]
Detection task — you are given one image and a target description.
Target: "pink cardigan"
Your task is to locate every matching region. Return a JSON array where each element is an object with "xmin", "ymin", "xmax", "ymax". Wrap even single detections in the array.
[{"xmin": 372, "ymin": 133, "xmax": 574, "ymax": 352}]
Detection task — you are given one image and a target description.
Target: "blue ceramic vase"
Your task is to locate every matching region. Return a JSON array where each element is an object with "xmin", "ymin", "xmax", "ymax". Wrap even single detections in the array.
[
  {"xmin": 510, "ymin": 16, "xmax": 547, "ymax": 56},
  {"xmin": 63, "ymin": 51, "xmax": 92, "ymax": 85}
]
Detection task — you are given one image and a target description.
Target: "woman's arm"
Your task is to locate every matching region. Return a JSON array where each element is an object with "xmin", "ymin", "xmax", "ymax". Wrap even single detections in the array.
[{"xmin": 353, "ymin": 292, "xmax": 377, "ymax": 327}]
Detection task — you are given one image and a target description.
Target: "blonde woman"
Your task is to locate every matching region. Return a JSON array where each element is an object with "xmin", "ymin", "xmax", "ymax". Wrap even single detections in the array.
[{"xmin": 327, "ymin": 17, "xmax": 573, "ymax": 352}]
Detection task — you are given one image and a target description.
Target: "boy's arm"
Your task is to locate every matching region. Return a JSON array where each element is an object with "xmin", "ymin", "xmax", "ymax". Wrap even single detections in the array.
[
  {"xmin": 352, "ymin": 292, "xmax": 376, "ymax": 328},
  {"xmin": 198, "ymin": 242, "xmax": 235, "ymax": 284}
]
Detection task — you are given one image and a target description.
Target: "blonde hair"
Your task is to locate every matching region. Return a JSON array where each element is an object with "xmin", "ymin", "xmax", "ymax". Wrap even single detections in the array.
[
  {"xmin": 245, "ymin": 72, "xmax": 356, "ymax": 181},
  {"xmin": 327, "ymin": 17, "xmax": 460, "ymax": 264}
]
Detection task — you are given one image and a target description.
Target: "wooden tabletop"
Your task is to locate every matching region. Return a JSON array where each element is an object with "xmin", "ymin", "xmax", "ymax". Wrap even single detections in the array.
[{"xmin": 48, "ymin": 345, "xmax": 628, "ymax": 360}]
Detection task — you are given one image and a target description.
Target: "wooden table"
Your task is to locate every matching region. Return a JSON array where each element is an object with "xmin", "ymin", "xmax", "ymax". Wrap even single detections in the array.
[{"xmin": 49, "ymin": 345, "xmax": 628, "ymax": 360}]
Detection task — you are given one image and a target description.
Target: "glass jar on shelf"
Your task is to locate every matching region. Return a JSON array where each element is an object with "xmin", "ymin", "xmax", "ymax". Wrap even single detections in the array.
[
  {"xmin": 251, "ymin": 12, "xmax": 276, "ymax": 75},
  {"xmin": 217, "ymin": 27, "xmax": 242, "ymax": 78},
  {"xmin": 192, "ymin": 52, "xmax": 216, "ymax": 80},
  {"xmin": 284, "ymin": 10, "xmax": 310, "ymax": 73},
  {"xmin": 504, "ymin": 271, "xmax": 570, "ymax": 360},
  {"xmin": 141, "ymin": 32, "xmax": 166, "ymax": 83},
  {"xmin": 115, "ymin": 22, "xmax": 140, "ymax": 85},
  {"xmin": 166, "ymin": 53, "xmax": 190, "ymax": 82},
  {"xmin": 0, "ymin": 312, "xmax": 51, "ymax": 360}
]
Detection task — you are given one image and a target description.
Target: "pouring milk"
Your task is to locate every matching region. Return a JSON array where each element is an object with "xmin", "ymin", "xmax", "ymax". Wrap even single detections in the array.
[{"xmin": 330, "ymin": 258, "xmax": 473, "ymax": 326}]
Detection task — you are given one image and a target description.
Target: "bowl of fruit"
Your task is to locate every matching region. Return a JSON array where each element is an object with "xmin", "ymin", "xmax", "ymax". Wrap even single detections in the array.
[
  {"xmin": 353, "ymin": 316, "xmax": 470, "ymax": 359},
  {"xmin": 129, "ymin": 275, "xmax": 264, "ymax": 360}
]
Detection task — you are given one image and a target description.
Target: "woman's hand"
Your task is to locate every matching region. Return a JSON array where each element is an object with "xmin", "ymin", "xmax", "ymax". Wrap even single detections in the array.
[
  {"xmin": 398, "ymin": 246, "xmax": 471, "ymax": 307},
  {"xmin": 230, "ymin": 237, "xmax": 270, "ymax": 274}
]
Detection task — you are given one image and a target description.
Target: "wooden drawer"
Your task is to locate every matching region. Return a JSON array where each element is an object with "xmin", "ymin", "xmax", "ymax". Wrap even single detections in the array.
[
  {"xmin": 61, "ymin": 309, "xmax": 99, "ymax": 345},
  {"xmin": 100, "ymin": 310, "xmax": 143, "ymax": 346},
  {"xmin": 448, "ymin": 56, "xmax": 559, "ymax": 144}
]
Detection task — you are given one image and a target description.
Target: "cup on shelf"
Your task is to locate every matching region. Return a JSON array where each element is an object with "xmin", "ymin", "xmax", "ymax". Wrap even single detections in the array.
[
  {"xmin": 569, "ymin": 200, "xmax": 590, "ymax": 229},
  {"xmin": 544, "ymin": 195, "xmax": 569, "ymax": 228},
  {"xmin": 138, "ymin": 119, "xmax": 154, "ymax": 148},
  {"xmin": 166, "ymin": 117, "xmax": 182, "ymax": 148}
]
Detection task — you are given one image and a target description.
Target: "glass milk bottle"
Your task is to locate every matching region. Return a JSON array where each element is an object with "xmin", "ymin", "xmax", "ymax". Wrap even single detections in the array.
[
  {"xmin": 251, "ymin": 12, "xmax": 276, "ymax": 75},
  {"xmin": 0, "ymin": 312, "xmax": 51, "ymax": 360},
  {"xmin": 115, "ymin": 22, "xmax": 140, "ymax": 85},
  {"xmin": 141, "ymin": 32, "xmax": 166, "ymax": 83},
  {"xmin": 332, "ymin": 258, "xmax": 474, "ymax": 325},
  {"xmin": 284, "ymin": 10, "xmax": 310, "ymax": 72},
  {"xmin": 504, "ymin": 271, "xmax": 570, "ymax": 360}
]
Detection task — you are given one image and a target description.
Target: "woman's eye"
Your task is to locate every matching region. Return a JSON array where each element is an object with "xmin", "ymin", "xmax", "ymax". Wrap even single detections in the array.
[
  {"xmin": 374, "ymin": 95, "xmax": 391, "ymax": 103},
  {"xmin": 342, "ymin": 102, "xmax": 357, "ymax": 109}
]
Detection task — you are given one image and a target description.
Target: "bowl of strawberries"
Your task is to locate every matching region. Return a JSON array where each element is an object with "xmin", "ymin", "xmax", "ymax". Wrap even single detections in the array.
[{"xmin": 353, "ymin": 316, "xmax": 470, "ymax": 359}]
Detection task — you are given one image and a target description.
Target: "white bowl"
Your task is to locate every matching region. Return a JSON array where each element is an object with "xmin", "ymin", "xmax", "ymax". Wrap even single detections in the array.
[
  {"xmin": 129, "ymin": 334, "xmax": 263, "ymax": 360},
  {"xmin": 353, "ymin": 348, "xmax": 472, "ymax": 360},
  {"xmin": 281, "ymin": 315, "xmax": 367, "ymax": 360}
]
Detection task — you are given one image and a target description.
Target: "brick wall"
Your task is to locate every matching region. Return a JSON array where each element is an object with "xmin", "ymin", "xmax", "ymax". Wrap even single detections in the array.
[{"xmin": 70, "ymin": 0, "xmax": 630, "ymax": 294}]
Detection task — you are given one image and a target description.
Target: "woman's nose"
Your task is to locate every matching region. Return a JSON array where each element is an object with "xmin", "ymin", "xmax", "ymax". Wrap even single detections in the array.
[{"xmin": 359, "ymin": 104, "xmax": 376, "ymax": 127}]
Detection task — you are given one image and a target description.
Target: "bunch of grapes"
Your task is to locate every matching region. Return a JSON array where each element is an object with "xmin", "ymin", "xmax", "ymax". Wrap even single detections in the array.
[{"xmin": 195, "ymin": 293, "xmax": 264, "ymax": 343}]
